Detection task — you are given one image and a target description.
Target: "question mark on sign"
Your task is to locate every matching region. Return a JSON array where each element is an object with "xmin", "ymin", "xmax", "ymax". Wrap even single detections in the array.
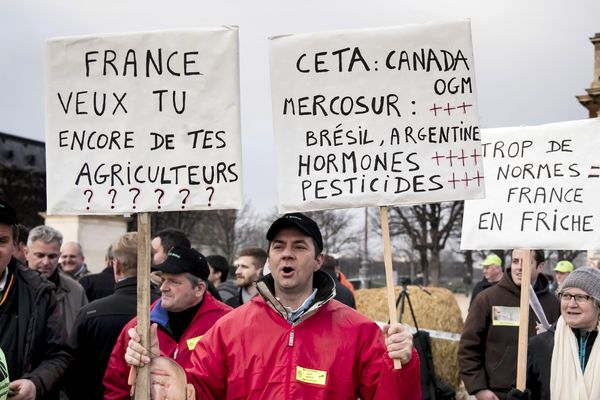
[
  {"xmin": 178, "ymin": 188, "xmax": 190, "ymax": 209},
  {"xmin": 154, "ymin": 188, "xmax": 165, "ymax": 209},
  {"xmin": 108, "ymin": 188, "xmax": 117, "ymax": 209},
  {"xmin": 83, "ymin": 189, "xmax": 93, "ymax": 210},
  {"xmin": 206, "ymin": 186, "xmax": 215, "ymax": 207},
  {"xmin": 129, "ymin": 188, "xmax": 141, "ymax": 209}
]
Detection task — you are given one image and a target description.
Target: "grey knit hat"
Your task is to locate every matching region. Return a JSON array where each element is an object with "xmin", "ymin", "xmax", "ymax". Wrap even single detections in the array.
[{"xmin": 561, "ymin": 267, "xmax": 600, "ymax": 302}]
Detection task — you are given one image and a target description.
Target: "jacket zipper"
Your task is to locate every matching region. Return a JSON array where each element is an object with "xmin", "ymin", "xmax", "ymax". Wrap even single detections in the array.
[{"xmin": 286, "ymin": 326, "xmax": 295, "ymax": 397}]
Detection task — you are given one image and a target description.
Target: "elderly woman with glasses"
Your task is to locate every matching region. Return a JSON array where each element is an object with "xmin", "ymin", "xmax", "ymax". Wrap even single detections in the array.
[{"xmin": 508, "ymin": 267, "xmax": 600, "ymax": 400}]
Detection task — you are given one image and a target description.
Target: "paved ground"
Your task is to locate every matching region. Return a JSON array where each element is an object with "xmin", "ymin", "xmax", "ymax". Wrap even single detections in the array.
[{"xmin": 454, "ymin": 292, "xmax": 470, "ymax": 321}]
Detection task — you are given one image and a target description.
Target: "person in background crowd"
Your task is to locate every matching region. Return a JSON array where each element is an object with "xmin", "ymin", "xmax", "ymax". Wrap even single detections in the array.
[
  {"xmin": 25, "ymin": 225, "xmax": 88, "ymax": 336},
  {"xmin": 459, "ymin": 250, "xmax": 560, "ymax": 400},
  {"xmin": 126, "ymin": 213, "xmax": 421, "ymax": 399},
  {"xmin": 226, "ymin": 247, "xmax": 266, "ymax": 308},
  {"xmin": 151, "ymin": 228, "xmax": 222, "ymax": 301},
  {"xmin": 11, "ymin": 224, "xmax": 28, "ymax": 264},
  {"xmin": 0, "ymin": 199, "xmax": 71, "ymax": 400},
  {"xmin": 59, "ymin": 241, "xmax": 90, "ymax": 280},
  {"xmin": 79, "ymin": 245, "xmax": 116, "ymax": 302},
  {"xmin": 206, "ymin": 255, "xmax": 236, "ymax": 302},
  {"xmin": 321, "ymin": 254, "xmax": 356, "ymax": 308},
  {"xmin": 413, "ymin": 271, "xmax": 425, "ymax": 286},
  {"xmin": 66, "ymin": 233, "xmax": 159, "ymax": 400},
  {"xmin": 104, "ymin": 246, "xmax": 230, "ymax": 400},
  {"xmin": 464, "ymin": 272, "xmax": 473, "ymax": 298},
  {"xmin": 553, "ymin": 260, "xmax": 573, "ymax": 288},
  {"xmin": 507, "ymin": 267, "xmax": 600, "ymax": 400},
  {"xmin": 335, "ymin": 258, "xmax": 356, "ymax": 295},
  {"xmin": 470, "ymin": 254, "xmax": 504, "ymax": 307}
]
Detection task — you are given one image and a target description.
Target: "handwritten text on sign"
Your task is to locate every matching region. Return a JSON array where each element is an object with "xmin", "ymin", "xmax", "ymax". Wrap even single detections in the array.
[
  {"xmin": 462, "ymin": 119, "xmax": 600, "ymax": 250},
  {"xmin": 45, "ymin": 27, "xmax": 242, "ymax": 214},
  {"xmin": 269, "ymin": 20, "xmax": 483, "ymax": 213}
]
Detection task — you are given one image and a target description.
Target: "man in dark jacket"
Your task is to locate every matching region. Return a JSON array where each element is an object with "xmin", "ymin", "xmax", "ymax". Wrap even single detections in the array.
[
  {"xmin": 79, "ymin": 245, "xmax": 116, "ymax": 302},
  {"xmin": 470, "ymin": 254, "xmax": 504, "ymax": 307},
  {"xmin": 25, "ymin": 225, "xmax": 88, "ymax": 337},
  {"xmin": 225, "ymin": 247, "xmax": 266, "ymax": 308},
  {"xmin": 206, "ymin": 255, "xmax": 237, "ymax": 302},
  {"xmin": 459, "ymin": 250, "xmax": 560, "ymax": 400},
  {"xmin": 0, "ymin": 199, "xmax": 71, "ymax": 399},
  {"xmin": 65, "ymin": 232, "xmax": 159, "ymax": 400},
  {"xmin": 321, "ymin": 254, "xmax": 356, "ymax": 308}
]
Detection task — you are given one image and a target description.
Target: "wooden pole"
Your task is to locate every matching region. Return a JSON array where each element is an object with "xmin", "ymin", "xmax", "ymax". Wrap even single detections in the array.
[
  {"xmin": 380, "ymin": 206, "xmax": 402, "ymax": 369},
  {"xmin": 514, "ymin": 249, "xmax": 531, "ymax": 391},
  {"xmin": 134, "ymin": 212, "xmax": 151, "ymax": 400}
]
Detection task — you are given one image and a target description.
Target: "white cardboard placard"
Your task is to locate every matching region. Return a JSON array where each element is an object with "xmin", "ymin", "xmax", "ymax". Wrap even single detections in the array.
[
  {"xmin": 45, "ymin": 27, "xmax": 242, "ymax": 214},
  {"xmin": 269, "ymin": 20, "xmax": 483, "ymax": 213},
  {"xmin": 462, "ymin": 118, "xmax": 600, "ymax": 250}
]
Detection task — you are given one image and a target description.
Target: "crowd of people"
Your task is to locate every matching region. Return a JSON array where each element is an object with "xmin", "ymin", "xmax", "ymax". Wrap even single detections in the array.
[
  {"xmin": 2, "ymin": 193, "xmax": 599, "ymax": 400},
  {"xmin": 0, "ymin": 198, "xmax": 419, "ymax": 400},
  {"xmin": 462, "ymin": 251, "xmax": 600, "ymax": 400}
]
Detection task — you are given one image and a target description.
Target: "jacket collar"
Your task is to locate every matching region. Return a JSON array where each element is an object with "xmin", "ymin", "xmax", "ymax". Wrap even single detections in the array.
[
  {"xmin": 150, "ymin": 292, "xmax": 221, "ymax": 330},
  {"xmin": 256, "ymin": 269, "xmax": 336, "ymax": 325}
]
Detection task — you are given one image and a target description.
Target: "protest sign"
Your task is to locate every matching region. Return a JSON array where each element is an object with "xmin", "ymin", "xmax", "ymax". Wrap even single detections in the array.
[
  {"xmin": 462, "ymin": 118, "xmax": 600, "ymax": 250},
  {"xmin": 45, "ymin": 27, "xmax": 242, "ymax": 214},
  {"xmin": 269, "ymin": 20, "xmax": 483, "ymax": 213}
]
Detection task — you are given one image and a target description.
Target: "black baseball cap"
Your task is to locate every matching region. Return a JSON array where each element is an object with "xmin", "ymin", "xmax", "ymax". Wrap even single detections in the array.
[
  {"xmin": 0, "ymin": 199, "xmax": 18, "ymax": 226},
  {"xmin": 156, "ymin": 246, "xmax": 209, "ymax": 281},
  {"xmin": 205, "ymin": 255, "xmax": 230, "ymax": 274},
  {"xmin": 266, "ymin": 213, "xmax": 323, "ymax": 253}
]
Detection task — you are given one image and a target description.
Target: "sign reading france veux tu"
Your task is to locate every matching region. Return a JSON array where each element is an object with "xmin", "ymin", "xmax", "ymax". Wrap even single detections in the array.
[{"xmin": 45, "ymin": 27, "xmax": 242, "ymax": 214}]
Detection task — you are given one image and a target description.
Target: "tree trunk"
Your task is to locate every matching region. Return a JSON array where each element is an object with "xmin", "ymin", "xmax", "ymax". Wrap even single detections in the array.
[{"xmin": 429, "ymin": 251, "xmax": 441, "ymax": 286}]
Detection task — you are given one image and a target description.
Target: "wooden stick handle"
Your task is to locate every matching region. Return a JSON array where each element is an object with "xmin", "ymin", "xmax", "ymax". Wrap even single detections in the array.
[
  {"xmin": 515, "ymin": 249, "xmax": 531, "ymax": 390},
  {"xmin": 134, "ymin": 212, "xmax": 151, "ymax": 399},
  {"xmin": 380, "ymin": 206, "xmax": 402, "ymax": 369}
]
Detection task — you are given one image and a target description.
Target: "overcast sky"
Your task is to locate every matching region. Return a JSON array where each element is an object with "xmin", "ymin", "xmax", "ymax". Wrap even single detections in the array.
[{"xmin": 1, "ymin": 0, "xmax": 598, "ymax": 215}]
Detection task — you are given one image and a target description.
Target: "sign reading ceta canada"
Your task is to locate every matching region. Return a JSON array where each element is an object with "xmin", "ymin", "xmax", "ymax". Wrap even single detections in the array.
[
  {"xmin": 462, "ymin": 119, "xmax": 600, "ymax": 250},
  {"xmin": 45, "ymin": 27, "xmax": 242, "ymax": 214},
  {"xmin": 269, "ymin": 20, "xmax": 484, "ymax": 213}
]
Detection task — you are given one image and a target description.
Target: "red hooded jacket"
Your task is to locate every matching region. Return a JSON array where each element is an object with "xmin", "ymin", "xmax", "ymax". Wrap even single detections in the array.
[
  {"xmin": 103, "ymin": 292, "xmax": 230, "ymax": 400},
  {"xmin": 187, "ymin": 272, "xmax": 421, "ymax": 399}
]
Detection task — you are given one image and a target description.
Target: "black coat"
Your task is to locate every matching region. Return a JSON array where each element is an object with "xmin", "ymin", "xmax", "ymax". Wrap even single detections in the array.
[
  {"xmin": 0, "ymin": 258, "xmax": 71, "ymax": 400},
  {"xmin": 79, "ymin": 266, "xmax": 115, "ymax": 302},
  {"xmin": 65, "ymin": 276, "xmax": 160, "ymax": 400},
  {"xmin": 526, "ymin": 324, "xmax": 598, "ymax": 400},
  {"xmin": 469, "ymin": 278, "xmax": 493, "ymax": 307},
  {"xmin": 333, "ymin": 280, "xmax": 356, "ymax": 309}
]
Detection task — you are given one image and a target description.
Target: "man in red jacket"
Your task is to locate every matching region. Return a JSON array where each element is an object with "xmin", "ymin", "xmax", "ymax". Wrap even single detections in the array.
[
  {"xmin": 127, "ymin": 213, "xmax": 420, "ymax": 399},
  {"xmin": 103, "ymin": 246, "xmax": 230, "ymax": 400}
]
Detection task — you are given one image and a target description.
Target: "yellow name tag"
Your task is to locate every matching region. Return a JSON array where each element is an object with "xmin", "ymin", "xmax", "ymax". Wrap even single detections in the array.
[
  {"xmin": 186, "ymin": 336, "xmax": 203, "ymax": 350},
  {"xmin": 492, "ymin": 306, "xmax": 520, "ymax": 326},
  {"xmin": 296, "ymin": 366, "xmax": 327, "ymax": 386}
]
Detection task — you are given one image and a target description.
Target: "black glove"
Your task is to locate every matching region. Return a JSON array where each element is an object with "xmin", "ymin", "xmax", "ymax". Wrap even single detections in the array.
[{"xmin": 506, "ymin": 388, "xmax": 531, "ymax": 400}]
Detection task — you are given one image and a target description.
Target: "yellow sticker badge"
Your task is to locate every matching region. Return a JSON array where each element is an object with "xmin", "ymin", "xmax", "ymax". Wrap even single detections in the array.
[
  {"xmin": 296, "ymin": 366, "xmax": 327, "ymax": 386},
  {"xmin": 186, "ymin": 336, "xmax": 203, "ymax": 350}
]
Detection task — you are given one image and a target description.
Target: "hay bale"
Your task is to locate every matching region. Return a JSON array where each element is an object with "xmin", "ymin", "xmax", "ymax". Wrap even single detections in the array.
[{"xmin": 355, "ymin": 285, "xmax": 463, "ymax": 390}]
